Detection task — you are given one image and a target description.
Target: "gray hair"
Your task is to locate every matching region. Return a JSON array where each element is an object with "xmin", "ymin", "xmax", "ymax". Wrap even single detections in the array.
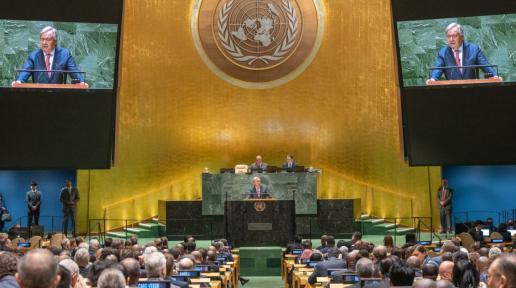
[
  {"xmin": 74, "ymin": 248, "xmax": 90, "ymax": 267},
  {"xmin": 90, "ymin": 239, "xmax": 100, "ymax": 250},
  {"xmin": 97, "ymin": 268, "xmax": 126, "ymax": 288},
  {"xmin": 355, "ymin": 257, "xmax": 374, "ymax": 278},
  {"xmin": 144, "ymin": 251, "xmax": 166, "ymax": 278},
  {"xmin": 59, "ymin": 258, "xmax": 79, "ymax": 274},
  {"xmin": 40, "ymin": 26, "xmax": 58, "ymax": 41},
  {"xmin": 446, "ymin": 23, "xmax": 464, "ymax": 36},
  {"xmin": 17, "ymin": 249, "xmax": 59, "ymax": 288},
  {"xmin": 488, "ymin": 247, "xmax": 502, "ymax": 259}
]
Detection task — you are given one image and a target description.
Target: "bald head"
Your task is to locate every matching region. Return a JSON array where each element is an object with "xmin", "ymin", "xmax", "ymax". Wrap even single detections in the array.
[
  {"xmin": 178, "ymin": 258, "xmax": 194, "ymax": 270},
  {"xmin": 438, "ymin": 261, "xmax": 454, "ymax": 281},
  {"xmin": 16, "ymin": 248, "xmax": 60, "ymax": 288}
]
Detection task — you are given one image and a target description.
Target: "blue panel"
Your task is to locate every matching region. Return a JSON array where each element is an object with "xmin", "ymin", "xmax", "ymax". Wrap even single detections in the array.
[
  {"xmin": 443, "ymin": 166, "xmax": 516, "ymax": 226},
  {"xmin": 0, "ymin": 170, "xmax": 75, "ymax": 232}
]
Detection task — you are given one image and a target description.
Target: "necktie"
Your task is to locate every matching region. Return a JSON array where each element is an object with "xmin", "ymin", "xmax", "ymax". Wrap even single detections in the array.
[
  {"xmin": 454, "ymin": 50, "xmax": 461, "ymax": 72},
  {"xmin": 257, "ymin": 187, "xmax": 260, "ymax": 198},
  {"xmin": 441, "ymin": 187, "xmax": 447, "ymax": 202},
  {"xmin": 45, "ymin": 53, "xmax": 51, "ymax": 78}
]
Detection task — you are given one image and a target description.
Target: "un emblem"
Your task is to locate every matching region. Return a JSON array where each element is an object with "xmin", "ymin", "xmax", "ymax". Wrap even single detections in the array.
[
  {"xmin": 254, "ymin": 201, "xmax": 267, "ymax": 212},
  {"xmin": 192, "ymin": 0, "xmax": 324, "ymax": 89}
]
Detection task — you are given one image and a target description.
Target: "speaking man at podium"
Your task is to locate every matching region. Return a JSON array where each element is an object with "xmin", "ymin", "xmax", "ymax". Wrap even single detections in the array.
[
  {"xmin": 426, "ymin": 23, "xmax": 502, "ymax": 84},
  {"xmin": 12, "ymin": 26, "xmax": 87, "ymax": 86},
  {"xmin": 247, "ymin": 177, "xmax": 272, "ymax": 199}
]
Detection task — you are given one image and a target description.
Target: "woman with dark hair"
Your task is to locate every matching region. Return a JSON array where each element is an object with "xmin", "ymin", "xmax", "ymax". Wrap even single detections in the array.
[
  {"xmin": 383, "ymin": 234, "xmax": 395, "ymax": 254},
  {"xmin": 453, "ymin": 260, "xmax": 480, "ymax": 288}
]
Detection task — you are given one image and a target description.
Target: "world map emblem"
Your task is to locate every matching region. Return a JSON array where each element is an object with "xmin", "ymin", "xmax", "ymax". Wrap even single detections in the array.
[{"xmin": 192, "ymin": 0, "xmax": 324, "ymax": 89}]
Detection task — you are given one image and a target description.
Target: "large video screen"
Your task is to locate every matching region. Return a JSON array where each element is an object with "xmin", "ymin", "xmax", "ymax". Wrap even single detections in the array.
[
  {"xmin": 397, "ymin": 14, "xmax": 516, "ymax": 87},
  {"xmin": 0, "ymin": 20, "xmax": 118, "ymax": 89},
  {"xmin": 392, "ymin": 0, "xmax": 516, "ymax": 165},
  {"xmin": 0, "ymin": 0, "xmax": 122, "ymax": 169}
]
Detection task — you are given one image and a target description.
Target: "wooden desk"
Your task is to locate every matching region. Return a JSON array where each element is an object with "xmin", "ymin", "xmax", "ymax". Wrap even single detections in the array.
[
  {"xmin": 293, "ymin": 268, "xmax": 314, "ymax": 288},
  {"xmin": 12, "ymin": 83, "xmax": 89, "ymax": 89},
  {"xmin": 427, "ymin": 78, "xmax": 502, "ymax": 86}
]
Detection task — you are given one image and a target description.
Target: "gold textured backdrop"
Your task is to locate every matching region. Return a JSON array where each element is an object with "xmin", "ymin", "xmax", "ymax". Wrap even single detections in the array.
[{"xmin": 76, "ymin": 0, "xmax": 441, "ymax": 233}]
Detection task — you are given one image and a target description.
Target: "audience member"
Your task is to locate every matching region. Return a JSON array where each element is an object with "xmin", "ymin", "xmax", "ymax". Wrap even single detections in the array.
[
  {"xmin": 97, "ymin": 268, "xmax": 126, "ymax": 288},
  {"xmin": 452, "ymin": 260, "xmax": 479, "ymax": 288},
  {"xmin": 389, "ymin": 262, "xmax": 415, "ymax": 286},
  {"xmin": 16, "ymin": 249, "xmax": 61, "ymax": 288},
  {"xmin": 0, "ymin": 252, "xmax": 18, "ymax": 288},
  {"xmin": 438, "ymin": 261, "xmax": 454, "ymax": 282},
  {"xmin": 422, "ymin": 264, "xmax": 439, "ymax": 281},
  {"xmin": 308, "ymin": 248, "xmax": 345, "ymax": 285},
  {"xmin": 487, "ymin": 254, "xmax": 516, "ymax": 288},
  {"xmin": 121, "ymin": 258, "xmax": 140, "ymax": 287},
  {"xmin": 413, "ymin": 278, "xmax": 437, "ymax": 288}
]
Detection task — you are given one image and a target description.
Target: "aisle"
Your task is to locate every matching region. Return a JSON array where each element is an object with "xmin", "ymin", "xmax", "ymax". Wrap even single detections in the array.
[{"xmin": 241, "ymin": 276, "xmax": 283, "ymax": 288}]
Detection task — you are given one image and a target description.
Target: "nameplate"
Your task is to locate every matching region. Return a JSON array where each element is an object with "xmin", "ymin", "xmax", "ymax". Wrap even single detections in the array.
[{"xmin": 248, "ymin": 223, "xmax": 273, "ymax": 231}]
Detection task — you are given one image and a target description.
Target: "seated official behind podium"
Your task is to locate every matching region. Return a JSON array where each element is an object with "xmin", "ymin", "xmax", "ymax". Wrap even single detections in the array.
[
  {"xmin": 249, "ymin": 155, "xmax": 268, "ymax": 171},
  {"xmin": 11, "ymin": 26, "xmax": 88, "ymax": 87},
  {"xmin": 282, "ymin": 154, "xmax": 297, "ymax": 170},
  {"xmin": 247, "ymin": 177, "xmax": 272, "ymax": 199},
  {"xmin": 426, "ymin": 23, "xmax": 502, "ymax": 84}
]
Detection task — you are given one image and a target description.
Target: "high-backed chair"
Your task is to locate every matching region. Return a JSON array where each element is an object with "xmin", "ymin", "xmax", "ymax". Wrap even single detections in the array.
[
  {"xmin": 459, "ymin": 232, "xmax": 475, "ymax": 251},
  {"xmin": 12, "ymin": 237, "xmax": 25, "ymax": 247},
  {"xmin": 50, "ymin": 233, "xmax": 65, "ymax": 248},
  {"xmin": 29, "ymin": 235, "xmax": 42, "ymax": 249},
  {"xmin": 490, "ymin": 232, "xmax": 503, "ymax": 240}
]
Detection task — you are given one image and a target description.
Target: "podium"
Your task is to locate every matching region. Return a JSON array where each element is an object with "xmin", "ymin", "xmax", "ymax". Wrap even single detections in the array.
[
  {"xmin": 427, "ymin": 78, "xmax": 502, "ymax": 86},
  {"xmin": 11, "ymin": 83, "xmax": 89, "ymax": 89},
  {"xmin": 225, "ymin": 199, "xmax": 295, "ymax": 246}
]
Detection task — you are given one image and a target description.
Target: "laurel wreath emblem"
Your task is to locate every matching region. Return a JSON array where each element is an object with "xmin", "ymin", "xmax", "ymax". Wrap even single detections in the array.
[{"xmin": 217, "ymin": 0, "xmax": 299, "ymax": 65}]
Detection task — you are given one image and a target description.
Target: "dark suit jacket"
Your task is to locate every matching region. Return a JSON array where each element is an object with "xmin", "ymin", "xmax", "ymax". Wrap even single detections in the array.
[
  {"xmin": 282, "ymin": 162, "xmax": 297, "ymax": 169},
  {"xmin": 248, "ymin": 185, "xmax": 271, "ymax": 199},
  {"xmin": 249, "ymin": 162, "xmax": 268, "ymax": 171},
  {"xmin": 308, "ymin": 257, "xmax": 347, "ymax": 284},
  {"xmin": 430, "ymin": 42, "xmax": 497, "ymax": 80},
  {"xmin": 17, "ymin": 47, "xmax": 84, "ymax": 84},
  {"xmin": 60, "ymin": 187, "xmax": 80, "ymax": 209},
  {"xmin": 468, "ymin": 227, "xmax": 484, "ymax": 242},
  {"xmin": 437, "ymin": 186, "xmax": 453, "ymax": 208}
]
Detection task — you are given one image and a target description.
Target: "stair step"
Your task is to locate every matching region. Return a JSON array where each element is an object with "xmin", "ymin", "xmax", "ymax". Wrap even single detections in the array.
[
  {"xmin": 383, "ymin": 223, "xmax": 399, "ymax": 229},
  {"xmin": 106, "ymin": 231, "xmax": 136, "ymax": 238},
  {"xmin": 370, "ymin": 219, "xmax": 385, "ymax": 224},
  {"xmin": 386, "ymin": 227, "xmax": 415, "ymax": 235}
]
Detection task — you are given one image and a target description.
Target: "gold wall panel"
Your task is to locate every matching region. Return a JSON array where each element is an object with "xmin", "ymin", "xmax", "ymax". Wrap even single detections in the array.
[{"xmin": 76, "ymin": 0, "xmax": 442, "ymax": 233}]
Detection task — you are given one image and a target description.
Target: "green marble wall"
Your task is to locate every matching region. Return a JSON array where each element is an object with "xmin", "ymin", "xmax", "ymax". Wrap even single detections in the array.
[
  {"xmin": 202, "ymin": 172, "xmax": 318, "ymax": 215},
  {"xmin": 397, "ymin": 14, "xmax": 516, "ymax": 86},
  {"xmin": 0, "ymin": 20, "xmax": 118, "ymax": 88}
]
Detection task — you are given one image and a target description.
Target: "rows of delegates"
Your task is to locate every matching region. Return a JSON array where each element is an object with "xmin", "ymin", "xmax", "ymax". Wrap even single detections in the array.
[
  {"xmin": 284, "ymin": 232, "xmax": 514, "ymax": 288},
  {"xmin": 0, "ymin": 229, "xmax": 514, "ymax": 288}
]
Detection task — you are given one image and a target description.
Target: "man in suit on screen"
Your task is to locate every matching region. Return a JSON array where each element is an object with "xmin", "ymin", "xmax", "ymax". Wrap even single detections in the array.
[
  {"xmin": 12, "ymin": 26, "xmax": 88, "ymax": 86},
  {"xmin": 426, "ymin": 23, "xmax": 502, "ymax": 83},
  {"xmin": 247, "ymin": 177, "xmax": 272, "ymax": 199}
]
